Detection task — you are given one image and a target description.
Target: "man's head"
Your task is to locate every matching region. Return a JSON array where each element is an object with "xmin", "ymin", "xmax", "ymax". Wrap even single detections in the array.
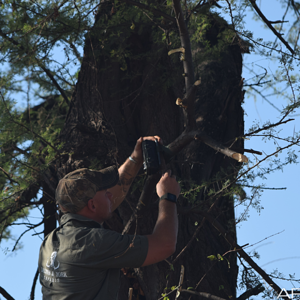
[{"xmin": 56, "ymin": 166, "xmax": 119, "ymax": 213}]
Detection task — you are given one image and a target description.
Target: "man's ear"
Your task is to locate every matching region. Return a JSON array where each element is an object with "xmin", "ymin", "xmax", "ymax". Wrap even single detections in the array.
[
  {"xmin": 87, "ymin": 198, "xmax": 96, "ymax": 212},
  {"xmin": 59, "ymin": 205, "xmax": 68, "ymax": 213}
]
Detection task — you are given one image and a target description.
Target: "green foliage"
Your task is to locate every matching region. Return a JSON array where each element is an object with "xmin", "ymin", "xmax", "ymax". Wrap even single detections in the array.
[
  {"xmin": 207, "ymin": 253, "xmax": 230, "ymax": 268},
  {"xmin": 189, "ymin": 11, "xmax": 241, "ymax": 67},
  {"xmin": 207, "ymin": 254, "xmax": 218, "ymax": 261},
  {"xmin": 0, "ymin": 0, "xmax": 95, "ymax": 241},
  {"xmin": 0, "ymin": 93, "xmax": 67, "ymax": 241}
]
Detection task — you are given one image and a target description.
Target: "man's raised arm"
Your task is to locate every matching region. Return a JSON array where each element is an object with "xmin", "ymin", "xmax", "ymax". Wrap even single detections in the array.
[
  {"xmin": 109, "ymin": 136, "xmax": 161, "ymax": 211},
  {"xmin": 142, "ymin": 170, "xmax": 180, "ymax": 266}
]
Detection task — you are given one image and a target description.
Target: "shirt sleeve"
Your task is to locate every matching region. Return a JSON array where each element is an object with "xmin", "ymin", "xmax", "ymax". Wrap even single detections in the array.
[{"xmin": 84, "ymin": 228, "xmax": 149, "ymax": 269}]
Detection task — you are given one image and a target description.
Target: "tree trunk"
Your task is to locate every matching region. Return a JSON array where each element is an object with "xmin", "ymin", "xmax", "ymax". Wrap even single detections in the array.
[{"xmin": 57, "ymin": 4, "xmax": 244, "ymax": 299}]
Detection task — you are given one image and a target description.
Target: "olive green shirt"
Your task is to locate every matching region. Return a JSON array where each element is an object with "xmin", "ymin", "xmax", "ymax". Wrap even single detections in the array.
[{"xmin": 38, "ymin": 214, "xmax": 148, "ymax": 299}]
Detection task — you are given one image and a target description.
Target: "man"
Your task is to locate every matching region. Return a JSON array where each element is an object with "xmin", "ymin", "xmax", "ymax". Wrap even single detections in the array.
[{"xmin": 38, "ymin": 136, "xmax": 180, "ymax": 299}]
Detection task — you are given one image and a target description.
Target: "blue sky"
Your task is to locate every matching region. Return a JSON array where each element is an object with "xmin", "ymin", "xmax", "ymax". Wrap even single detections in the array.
[
  {"xmin": 235, "ymin": 0, "xmax": 300, "ymax": 296},
  {"xmin": 1, "ymin": 1, "xmax": 300, "ymax": 299}
]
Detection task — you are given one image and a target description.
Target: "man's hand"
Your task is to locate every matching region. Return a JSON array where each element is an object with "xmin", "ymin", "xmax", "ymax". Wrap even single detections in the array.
[
  {"xmin": 130, "ymin": 136, "xmax": 162, "ymax": 165},
  {"xmin": 156, "ymin": 170, "xmax": 181, "ymax": 199},
  {"xmin": 109, "ymin": 135, "xmax": 162, "ymax": 211}
]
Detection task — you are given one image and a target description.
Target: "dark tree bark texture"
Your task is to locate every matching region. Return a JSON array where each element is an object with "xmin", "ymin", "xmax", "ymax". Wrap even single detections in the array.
[{"xmin": 55, "ymin": 4, "xmax": 245, "ymax": 300}]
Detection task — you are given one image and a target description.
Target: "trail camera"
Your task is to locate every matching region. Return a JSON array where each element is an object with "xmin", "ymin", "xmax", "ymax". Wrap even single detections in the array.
[{"xmin": 142, "ymin": 140, "xmax": 161, "ymax": 175}]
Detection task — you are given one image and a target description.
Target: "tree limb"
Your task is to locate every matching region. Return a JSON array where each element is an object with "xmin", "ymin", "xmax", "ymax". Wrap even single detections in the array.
[
  {"xmin": 244, "ymin": 118, "xmax": 294, "ymax": 138},
  {"xmin": 12, "ymin": 220, "xmax": 44, "ymax": 252},
  {"xmin": 180, "ymin": 289, "xmax": 227, "ymax": 300},
  {"xmin": 0, "ymin": 287, "xmax": 15, "ymax": 300},
  {"xmin": 172, "ymin": 214, "xmax": 206, "ymax": 264},
  {"xmin": 65, "ymin": 40, "xmax": 82, "ymax": 64},
  {"xmin": 172, "ymin": 0, "xmax": 196, "ymax": 129},
  {"xmin": 0, "ymin": 166, "xmax": 19, "ymax": 185},
  {"xmin": 172, "ymin": 0, "xmax": 194, "ymax": 89},
  {"xmin": 122, "ymin": 128, "xmax": 248, "ymax": 235},
  {"xmin": 240, "ymin": 148, "xmax": 262, "ymax": 155},
  {"xmin": 168, "ymin": 130, "xmax": 248, "ymax": 163},
  {"xmin": 30, "ymin": 268, "xmax": 39, "ymax": 300},
  {"xmin": 249, "ymin": 0, "xmax": 295, "ymax": 55},
  {"xmin": 197, "ymin": 132, "xmax": 248, "ymax": 163},
  {"xmin": 0, "ymin": 182, "xmax": 41, "ymax": 226},
  {"xmin": 122, "ymin": 128, "xmax": 248, "ymax": 234},
  {"xmin": 237, "ymin": 283, "xmax": 265, "ymax": 300},
  {"xmin": 201, "ymin": 211, "xmax": 282, "ymax": 295}
]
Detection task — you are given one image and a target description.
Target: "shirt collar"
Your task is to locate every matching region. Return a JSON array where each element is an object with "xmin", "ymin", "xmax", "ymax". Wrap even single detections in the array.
[{"xmin": 60, "ymin": 213, "xmax": 102, "ymax": 228}]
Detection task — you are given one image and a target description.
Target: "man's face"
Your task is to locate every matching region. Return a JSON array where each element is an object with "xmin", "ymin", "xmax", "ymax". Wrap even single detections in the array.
[{"xmin": 91, "ymin": 190, "xmax": 114, "ymax": 223}]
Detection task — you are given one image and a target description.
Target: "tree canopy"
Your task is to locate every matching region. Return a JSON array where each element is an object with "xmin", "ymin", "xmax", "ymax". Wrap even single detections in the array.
[{"xmin": 0, "ymin": 0, "xmax": 300, "ymax": 299}]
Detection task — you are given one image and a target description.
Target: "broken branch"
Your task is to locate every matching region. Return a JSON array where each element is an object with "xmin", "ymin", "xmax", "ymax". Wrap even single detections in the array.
[{"xmin": 168, "ymin": 130, "xmax": 248, "ymax": 163}]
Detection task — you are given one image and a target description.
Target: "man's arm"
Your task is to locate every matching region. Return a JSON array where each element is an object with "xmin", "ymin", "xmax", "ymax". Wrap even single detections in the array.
[
  {"xmin": 142, "ymin": 171, "xmax": 180, "ymax": 266},
  {"xmin": 109, "ymin": 155, "xmax": 142, "ymax": 211},
  {"xmin": 108, "ymin": 136, "xmax": 161, "ymax": 211}
]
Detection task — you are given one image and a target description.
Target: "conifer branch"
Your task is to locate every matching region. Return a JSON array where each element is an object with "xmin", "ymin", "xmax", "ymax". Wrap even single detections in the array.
[
  {"xmin": 0, "ymin": 91, "xmax": 61, "ymax": 157},
  {"xmin": 118, "ymin": 0, "xmax": 176, "ymax": 23},
  {"xmin": 0, "ymin": 184, "xmax": 41, "ymax": 231},
  {"xmin": 0, "ymin": 167, "xmax": 19, "ymax": 185},
  {"xmin": 37, "ymin": 64, "xmax": 70, "ymax": 105},
  {"xmin": 65, "ymin": 40, "xmax": 82, "ymax": 64},
  {"xmin": 0, "ymin": 29, "xmax": 70, "ymax": 105}
]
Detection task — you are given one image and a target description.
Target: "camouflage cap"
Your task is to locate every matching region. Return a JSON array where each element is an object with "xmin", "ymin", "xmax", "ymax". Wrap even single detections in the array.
[{"xmin": 56, "ymin": 166, "xmax": 119, "ymax": 213}]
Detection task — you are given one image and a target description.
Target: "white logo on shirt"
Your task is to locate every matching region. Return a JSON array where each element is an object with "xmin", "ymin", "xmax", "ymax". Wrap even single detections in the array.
[
  {"xmin": 41, "ymin": 251, "xmax": 67, "ymax": 283},
  {"xmin": 46, "ymin": 251, "xmax": 60, "ymax": 270}
]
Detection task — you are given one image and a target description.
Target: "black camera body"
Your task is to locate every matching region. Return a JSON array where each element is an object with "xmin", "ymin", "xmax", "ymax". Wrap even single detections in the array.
[
  {"xmin": 142, "ymin": 140, "xmax": 161, "ymax": 175},
  {"xmin": 142, "ymin": 140, "xmax": 173, "ymax": 175}
]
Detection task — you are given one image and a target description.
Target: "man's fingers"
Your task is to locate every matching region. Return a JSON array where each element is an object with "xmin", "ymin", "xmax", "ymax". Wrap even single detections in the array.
[
  {"xmin": 163, "ymin": 170, "xmax": 176, "ymax": 180},
  {"xmin": 164, "ymin": 170, "xmax": 171, "ymax": 177},
  {"xmin": 141, "ymin": 135, "xmax": 162, "ymax": 143},
  {"xmin": 154, "ymin": 135, "xmax": 163, "ymax": 144},
  {"xmin": 157, "ymin": 169, "xmax": 180, "ymax": 198},
  {"xmin": 134, "ymin": 137, "xmax": 143, "ymax": 149}
]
